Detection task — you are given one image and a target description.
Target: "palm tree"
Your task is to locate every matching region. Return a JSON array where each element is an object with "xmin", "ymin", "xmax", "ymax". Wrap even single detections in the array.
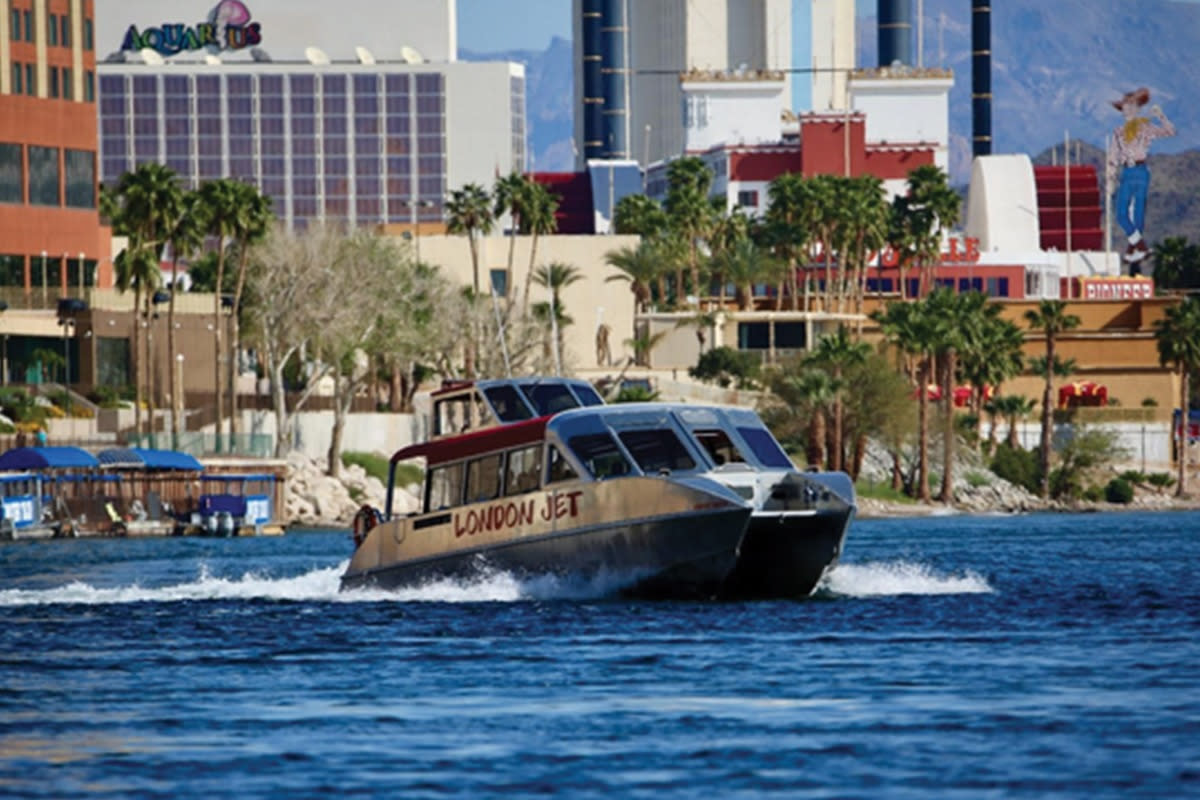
[
  {"xmin": 890, "ymin": 165, "xmax": 961, "ymax": 299},
  {"xmin": 987, "ymin": 394, "xmax": 1035, "ymax": 450},
  {"xmin": 765, "ymin": 172, "xmax": 817, "ymax": 311},
  {"xmin": 107, "ymin": 163, "xmax": 184, "ymax": 438},
  {"xmin": 712, "ymin": 238, "xmax": 780, "ymax": 311},
  {"xmin": 807, "ymin": 325, "xmax": 871, "ymax": 472},
  {"xmin": 1154, "ymin": 296, "xmax": 1200, "ymax": 496},
  {"xmin": 1151, "ymin": 236, "xmax": 1199, "ymax": 291},
  {"xmin": 763, "ymin": 366, "xmax": 836, "ymax": 468},
  {"xmin": 198, "ymin": 177, "xmax": 246, "ymax": 449},
  {"xmin": 613, "ymin": 194, "xmax": 668, "ymax": 238},
  {"xmin": 605, "ymin": 241, "xmax": 658, "ymax": 322},
  {"xmin": 873, "ymin": 298, "xmax": 939, "ymax": 501},
  {"xmin": 165, "ymin": 189, "xmax": 207, "ymax": 445},
  {"xmin": 1025, "ymin": 300, "xmax": 1082, "ymax": 498},
  {"xmin": 664, "ymin": 157, "xmax": 716, "ymax": 307},
  {"xmin": 226, "ymin": 182, "xmax": 273, "ymax": 445},
  {"xmin": 805, "ymin": 174, "xmax": 841, "ymax": 311},
  {"xmin": 532, "ymin": 261, "xmax": 583, "ymax": 371},
  {"xmin": 445, "ymin": 183, "xmax": 495, "ymax": 295},
  {"xmin": 493, "ymin": 171, "xmax": 531, "ymax": 301},
  {"xmin": 838, "ymin": 176, "xmax": 889, "ymax": 318},
  {"xmin": 520, "ymin": 182, "xmax": 559, "ymax": 312}
]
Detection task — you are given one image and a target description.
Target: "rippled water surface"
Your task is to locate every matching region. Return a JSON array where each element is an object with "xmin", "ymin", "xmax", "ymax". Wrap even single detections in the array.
[{"xmin": 2, "ymin": 511, "xmax": 1199, "ymax": 798}]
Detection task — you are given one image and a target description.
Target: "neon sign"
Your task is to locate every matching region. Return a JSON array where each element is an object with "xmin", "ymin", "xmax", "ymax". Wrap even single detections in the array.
[{"xmin": 121, "ymin": 1, "xmax": 261, "ymax": 56}]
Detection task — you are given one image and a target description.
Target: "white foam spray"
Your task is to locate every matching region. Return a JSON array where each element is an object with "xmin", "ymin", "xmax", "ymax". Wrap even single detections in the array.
[{"xmin": 821, "ymin": 560, "xmax": 993, "ymax": 597}]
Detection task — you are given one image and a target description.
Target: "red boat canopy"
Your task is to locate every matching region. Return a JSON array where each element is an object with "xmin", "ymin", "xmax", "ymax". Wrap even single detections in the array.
[{"xmin": 392, "ymin": 417, "xmax": 551, "ymax": 467}]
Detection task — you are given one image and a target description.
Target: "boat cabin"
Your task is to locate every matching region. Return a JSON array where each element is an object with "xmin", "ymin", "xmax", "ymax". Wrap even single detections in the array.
[
  {"xmin": 386, "ymin": 403, "xmax": 796, "ymax": 518},
  {"xmin": 430, "ymin": 378, "xmax": 605, "ymax": 438}
]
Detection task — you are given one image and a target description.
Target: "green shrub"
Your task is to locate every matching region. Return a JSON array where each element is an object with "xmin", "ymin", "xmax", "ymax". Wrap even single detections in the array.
[
  {"xmin": 1119, "ymin": 469, "xmax": 1147, "ymax": 485},
  {"xmin": 688, "ymin": 346, "xmax": 760, "ymax": 389},
  {"xmin": 965, "ymin": 470, "xmax": 990, "ymax": 488},
  {"xmin": 1147, "ymin": 472, "xmax": 1176, "ymax": 492},
  {"xmin": 990, "ymin": 443, "xmax": 1039, "ymax": 493},
  {"xmin": 1083, "ymin": 485, "xmax": 1105, "ymax": 502},
  {"xmin": 342, "ymin": 451, "xmax": 424, "ymax": 490},
  {"xmin": 1141, "ymin": 397, "xmax": 1158, "ymax": 408},
  {"xmin": 855, "ymin": 480, "xmax": 915, "ymax": 504},
  {"xmin": 614, "ymin": 386, "xmax": 660, "ymax": 403},
  {"xmin": 1105, "ymin": 477, "xmax": 1134, "ymax": 504}
]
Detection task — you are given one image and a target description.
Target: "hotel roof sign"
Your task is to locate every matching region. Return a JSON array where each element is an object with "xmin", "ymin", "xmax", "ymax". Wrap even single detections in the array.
[{"xmin": 121, "ymin": 0, "xmax": 262, "ymax": 57}]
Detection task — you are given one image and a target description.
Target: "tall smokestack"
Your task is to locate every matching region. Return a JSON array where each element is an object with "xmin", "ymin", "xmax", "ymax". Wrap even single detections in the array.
[
  {"xmin": 581, "ymin": 0, "xmax": 605, "ymax": 160},
  {"xmin": 877, "ymin": 0, "xmax": 913, "ymax": 67},
  {"xmin": 972, "ymin": 1, "xmax": 992, "ymax": 157}
]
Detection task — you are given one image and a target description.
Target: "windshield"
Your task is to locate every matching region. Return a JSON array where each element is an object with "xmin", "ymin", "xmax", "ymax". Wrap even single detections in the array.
[
  {"xmin": 736, "ymin": 426, "xmax": 792, "ymax": 469},
  {"xmin": 567, "ymin": 433, "xmax": 632, "ymax": 479},
  {"xmin": 617, "ymin": 429, "xmax": 696, "ymax": 474},
  {"xmin": 520, "ymin": 383, "xmax": 582, "ymax": 416},
  {"xmin": 483, "ymin": 385, "xmax": 534, "ymax": 422}
]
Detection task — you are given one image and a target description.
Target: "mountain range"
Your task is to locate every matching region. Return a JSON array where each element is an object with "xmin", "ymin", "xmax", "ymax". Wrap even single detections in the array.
[{"xmin": 463, "ymin": 0, "xmax": 1200, "ymax": 241}]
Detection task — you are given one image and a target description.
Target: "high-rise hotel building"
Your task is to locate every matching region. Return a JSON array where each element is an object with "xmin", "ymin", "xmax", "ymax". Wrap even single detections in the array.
[
  {"xmin": 94, "ymin": 1, "xmax": 525, "ymax": 230},
  {"xmin": 0, "ymin": 0, "xmax": 108, "ymax": 309}
]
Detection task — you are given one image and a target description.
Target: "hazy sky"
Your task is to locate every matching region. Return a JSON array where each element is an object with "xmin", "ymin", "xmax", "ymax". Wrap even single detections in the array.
[{"xmin": 455, "ymin": 1, "xmax": 879, "ymax": 54}]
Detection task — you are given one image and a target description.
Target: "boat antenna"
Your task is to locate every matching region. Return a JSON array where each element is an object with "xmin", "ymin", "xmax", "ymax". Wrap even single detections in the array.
[{"xmin": 489, "ymin": 281, "xmax": 513, "ymax": 377}]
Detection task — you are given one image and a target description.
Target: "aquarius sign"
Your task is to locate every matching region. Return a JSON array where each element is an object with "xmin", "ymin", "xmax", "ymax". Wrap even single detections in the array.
[{"xmin": 121, "ymin": 0, "xmax": 261, "ymax": 56}]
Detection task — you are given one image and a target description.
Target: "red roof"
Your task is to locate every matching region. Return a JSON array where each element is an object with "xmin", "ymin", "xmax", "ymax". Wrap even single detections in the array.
[{"xmin": 392, "ymin": 416, "xmax": 550, "ymax": 467}]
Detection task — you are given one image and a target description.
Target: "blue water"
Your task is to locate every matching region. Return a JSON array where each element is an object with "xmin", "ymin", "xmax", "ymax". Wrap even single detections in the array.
[{"xmin": 2, "ymin": 511, "xmax": 1199, "ymax": 798}]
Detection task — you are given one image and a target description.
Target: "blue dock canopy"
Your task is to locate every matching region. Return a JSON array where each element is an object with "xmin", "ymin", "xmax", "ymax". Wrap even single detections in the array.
[
  {"xmin": 97, "ymin": 448, "xmax": 204, "ymax": 471},
  {"xmin": 0, "ymin": 446, "xmax": 100, "ymax": 470}
]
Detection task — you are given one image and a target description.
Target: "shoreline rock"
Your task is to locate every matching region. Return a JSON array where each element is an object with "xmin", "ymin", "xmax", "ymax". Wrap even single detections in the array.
[{"xmin": 284, "ymin": 453, "xmax": 418, "ymax": 528}]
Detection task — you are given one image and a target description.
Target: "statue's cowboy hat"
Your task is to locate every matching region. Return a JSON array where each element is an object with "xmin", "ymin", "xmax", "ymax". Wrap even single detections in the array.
[{"xmin": 1112, "ymin": 87, "xmax": 1150, "ymax": 110}]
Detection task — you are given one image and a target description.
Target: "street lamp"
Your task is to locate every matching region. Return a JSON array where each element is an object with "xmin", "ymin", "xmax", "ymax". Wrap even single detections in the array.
[{"xmin": 58, "ymin": 316, "xmax": 75, "ymax": 413}]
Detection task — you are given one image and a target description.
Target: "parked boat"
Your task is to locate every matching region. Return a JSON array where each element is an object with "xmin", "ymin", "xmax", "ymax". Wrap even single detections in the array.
[
  {"xmin": 342, "ymin": 379, "xmax": 855, "ymax": 598},
  {"xmin": 0, "ymin": 472, "xmax": 60, "ymax": 540},
  {"xmin": 188, "ymin": 472, "xmax": 283, "ymax": 536},
  {"xmin": 0, "ymin": 446, "xmax": 100, "ymax": 536},
  {"xmin": 96, "ymin": 447, "xmax": 205, "ymax": 536}
]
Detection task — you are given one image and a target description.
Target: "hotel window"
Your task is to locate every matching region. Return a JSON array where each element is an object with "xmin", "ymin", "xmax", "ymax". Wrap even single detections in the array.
[
  {"xmin": 65, "ymin": 149, "xmax": 94, "ymax": 208},
  {"xmin": 62, "ymin": 67, "xmax": 71, "ymax": 100},
  {"xmin": 24, "ymin": 63, "xmax": 33, "ymax": 95},
  {"xmin": 84, "ymin": 70, "xmax": 94, "ymax": 102},
  {"xmin": 0, "ymin": 255, "xmax": 24, "ymax": 286},
  {"xmin": 28, "ymin": 146, "xmax": 60, "ymax": 206},
  {"xmin": 10, "ymin": 62, "xmax": 20, "ymax": 94},
  {"xmin": 736, "ymin": 190, "xmax": 759, "ymax": 208},
  {"xmin": 60, "ymin": 12, "xmax": 68, "ymax": 46},
  {"xmin": 22, "ymin": 9, "xmax": 30, "ymax": 41},
  {"xmin": 83, "ymin": 18, "xmax": 91, "ymax": 50},
  {"xmin": 0, "ymin": 143, "xmax": 22, "ymax": 204},
  {"xmin": 48, "ymin": 13, "xmax": 57, "ymax": 45},
  {"xmin": 9, "ymin": 9, "xmax": 18, "ymax": 40},
  {"xmin": 49, "ymin": 66, "xmax": 58, "ymax": 98}
]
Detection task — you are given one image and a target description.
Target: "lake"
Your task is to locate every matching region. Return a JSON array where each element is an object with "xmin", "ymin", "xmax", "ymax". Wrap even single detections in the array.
[{"xmin": 2, "ymin": 510, "xmax": 1198, "ymax": 798}]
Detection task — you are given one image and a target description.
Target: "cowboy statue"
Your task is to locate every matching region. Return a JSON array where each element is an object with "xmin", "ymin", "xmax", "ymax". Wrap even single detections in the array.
[{"xmin": 1106, "ymin": 87, "xmax": 1175, "ymax": 272}]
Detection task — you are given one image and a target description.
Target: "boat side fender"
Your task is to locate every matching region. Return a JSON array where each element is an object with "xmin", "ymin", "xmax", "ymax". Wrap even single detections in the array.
[{"xmin": 352, "ymin": 504, "xmax": 384, "ymax": 548}]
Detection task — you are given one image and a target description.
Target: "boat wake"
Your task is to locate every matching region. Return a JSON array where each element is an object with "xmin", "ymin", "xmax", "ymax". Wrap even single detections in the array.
[
  {"xmin": 0, "ymin": 563, "xmax": 645, "ymax": 606},
  {"xmin": 820, "ymin": 560, "xmax": 993, "ymax": 597}
]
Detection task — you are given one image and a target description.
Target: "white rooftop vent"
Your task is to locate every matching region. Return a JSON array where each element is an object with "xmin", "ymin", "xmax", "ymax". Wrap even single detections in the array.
[
  {"xmin": 203, "ymin": 53, "xmax": 221, "ymax": 65},
  {"xmin": 355, "ymin": 46, "xmax": 376, "ymax": 65},
  {"xmin": 305, "ymin": 46, "xmax": 331, "ymax": 66},
  {"xmin": 400, "ymin": 45, "xmax": 424, "ymax": 64},
  {"xmin": 250, "ymin": 47, "xmax": 271, "ymax": 62},
  {"xmin": 139, "ymin": 48, "xmax": 165, "ymax": 66}
]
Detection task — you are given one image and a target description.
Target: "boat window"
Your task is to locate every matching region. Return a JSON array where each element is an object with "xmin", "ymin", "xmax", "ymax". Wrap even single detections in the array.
[
  {"xmin": 616, "ymin": 429, "xmax": 695, "ymax": 473},
  {"xmin": 570, "ymin": 383, "xmax": 605, "ymax": 406},
  {"xmin": 693, "ymin": 429, "xmax": 746, "ymax": 466},
  {"xmin": 504, "ymin": 445, "xmax": 543, "ymax": 496},
  {"xmin": 520, "ymin": 383, "xmax": 580, "ymax": 416},
  {"xmin": 546, "ymin": 445, "xmax": 579, "ymax": 484},
  {"xmin": 466, "ymin": 454, "xmax": 503, "ymax": 504},
  {"xmin": 567, "ymin": 433, "xmax": 632, "ymax": 479},
  {"xmin": 434, "ymin": 392, "xmax": 492, "ymax": 436},
  {"xmin": 736, "ymin": 426, "xmax": 793, "ymax": 469},
  {"xmin": 483, "ymin": 385, "xmax": 534, "ymax": 423},
  {"xmin": 426, "ymin": 463, "xmax": 464, "ymax": 512}
]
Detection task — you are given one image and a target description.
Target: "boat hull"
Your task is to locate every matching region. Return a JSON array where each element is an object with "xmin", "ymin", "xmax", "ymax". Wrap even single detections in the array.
[
  {"xmin": 341, "ymin": 477, "xmax": 750, "ymax": 599},
  {"xmin": 720, "ymin": 507, "xmax": 853, "ymax": 599}
]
